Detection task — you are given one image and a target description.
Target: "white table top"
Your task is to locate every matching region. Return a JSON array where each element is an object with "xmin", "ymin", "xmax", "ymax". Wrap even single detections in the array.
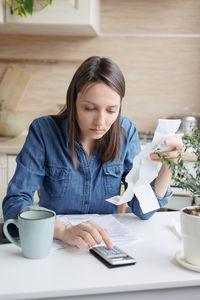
[{"xmin": 0, "ymin": 212, "xmax": 200, "ymax": 300}]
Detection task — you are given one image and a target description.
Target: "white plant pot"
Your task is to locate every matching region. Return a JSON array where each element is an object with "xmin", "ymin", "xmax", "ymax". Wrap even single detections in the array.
[{"xmin": 181, "ymin": 206, "xmax": 200, "ymax": 266}]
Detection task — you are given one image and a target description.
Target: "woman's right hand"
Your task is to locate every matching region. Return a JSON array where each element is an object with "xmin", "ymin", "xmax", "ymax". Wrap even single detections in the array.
[{"xmin": 54, "ymin": 219, "xmax": 113, "ymax": 250}]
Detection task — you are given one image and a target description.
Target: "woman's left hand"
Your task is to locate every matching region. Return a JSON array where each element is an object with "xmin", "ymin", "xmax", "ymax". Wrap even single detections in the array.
[
  {"xmin": 150, "ymin": 137, "xmax": 184, "ymax": 163},
  {"xmin": 149, "ymin": 137, "xmax": 185, "ymax": 198}
]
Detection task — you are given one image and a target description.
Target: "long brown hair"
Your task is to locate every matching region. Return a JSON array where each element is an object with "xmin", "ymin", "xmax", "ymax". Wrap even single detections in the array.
[{"xmin": 57, "ymin": 56, "xmax": 125, "ymax": 169}]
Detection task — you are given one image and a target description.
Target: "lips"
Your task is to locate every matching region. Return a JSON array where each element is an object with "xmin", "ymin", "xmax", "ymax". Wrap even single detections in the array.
[{"xmin": 90, "ymin": 128, "xmax": 105, "ymax": 133}]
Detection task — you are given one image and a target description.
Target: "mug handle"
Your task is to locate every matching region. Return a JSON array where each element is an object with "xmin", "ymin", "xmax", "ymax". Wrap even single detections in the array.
[{"xmin": 3, "ymin": 219, "xmax": 21, "ymax": 247}]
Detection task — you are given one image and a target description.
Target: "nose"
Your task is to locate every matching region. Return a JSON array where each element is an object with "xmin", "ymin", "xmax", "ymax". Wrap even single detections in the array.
[{"xmin": 94, "ymin": 111, "xmax": 106, "ymax": 126}]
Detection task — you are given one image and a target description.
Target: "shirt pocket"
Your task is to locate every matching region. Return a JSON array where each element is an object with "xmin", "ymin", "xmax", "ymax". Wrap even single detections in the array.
[
  {"xmin": 103, "ymin": 164, "xmax": 124, "ymax": 197},
  {"xmin": 44, "ymin": 166, "xmax": 71, "ymax": 197}
]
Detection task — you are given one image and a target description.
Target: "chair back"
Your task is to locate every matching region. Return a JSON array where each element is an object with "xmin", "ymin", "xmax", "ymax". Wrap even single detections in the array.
[{"xmin": 117, "ymin": 183, "xmax": 127, "ymax": 213}]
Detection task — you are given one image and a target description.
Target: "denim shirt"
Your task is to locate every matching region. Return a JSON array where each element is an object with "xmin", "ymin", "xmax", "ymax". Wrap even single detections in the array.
[{"xmin": 2, "ymin": 116, "xmax": 172, "ymax": 221}]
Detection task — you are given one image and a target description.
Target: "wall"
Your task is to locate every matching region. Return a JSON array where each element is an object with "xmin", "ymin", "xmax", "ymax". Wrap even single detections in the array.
[{"xmin": 0, "ymin": 0, "xmax": 200, "ymax": 132}]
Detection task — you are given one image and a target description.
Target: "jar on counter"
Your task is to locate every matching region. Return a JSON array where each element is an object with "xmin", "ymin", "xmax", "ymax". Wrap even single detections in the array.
[{"xmin": 181, "ymin": 116, "xmax": 199, "ymax": 134}]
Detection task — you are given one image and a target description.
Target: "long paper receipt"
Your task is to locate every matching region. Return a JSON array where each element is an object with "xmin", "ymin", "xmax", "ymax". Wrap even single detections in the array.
[{"xmin": 106, "ymin": 119, "xmax": 181, "ymax": 213}]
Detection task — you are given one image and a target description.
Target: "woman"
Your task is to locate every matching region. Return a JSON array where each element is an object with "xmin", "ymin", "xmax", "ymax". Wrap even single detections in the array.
[{"xmin": 2, "ymin": 56, "xmax": 183, "ymax": 250}]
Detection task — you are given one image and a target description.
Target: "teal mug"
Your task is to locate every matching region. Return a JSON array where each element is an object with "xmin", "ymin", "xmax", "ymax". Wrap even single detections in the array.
[{"xmin": 3, "ymin": 210, "xmax": 55, "ymax": 259}]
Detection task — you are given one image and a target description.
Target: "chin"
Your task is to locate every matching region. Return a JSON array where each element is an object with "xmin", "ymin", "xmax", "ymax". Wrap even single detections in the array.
[{"xmin": 90, "ymin": 133, "xmax": 105, "ymax": 139}]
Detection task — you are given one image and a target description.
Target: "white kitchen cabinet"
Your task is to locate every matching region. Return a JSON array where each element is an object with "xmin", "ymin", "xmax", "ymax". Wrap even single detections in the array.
[
  {"xmin": 0, "ymin": 154, "xmax": 39, "ymax": 219},
  {"xmin": 0, "ymin": 0, "xmax": 100, "ymax": 36}
]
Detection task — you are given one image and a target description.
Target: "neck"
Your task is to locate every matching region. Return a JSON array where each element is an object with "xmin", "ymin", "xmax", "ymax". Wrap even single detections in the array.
[{"xmin": 79, "ymin": 138, "xmax": 95, "ymax": 160}]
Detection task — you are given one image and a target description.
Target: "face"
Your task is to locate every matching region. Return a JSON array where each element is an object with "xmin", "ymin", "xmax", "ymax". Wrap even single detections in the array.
[{"xmin": 76, "ymin": 82, "xmax": 121, "ymax": 145}]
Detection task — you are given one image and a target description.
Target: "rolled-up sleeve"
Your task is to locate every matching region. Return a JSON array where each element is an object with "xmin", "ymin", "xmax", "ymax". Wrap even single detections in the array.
[{"xmin": 128, "ymin": 180, "xmax": 173, "ymax": 220}]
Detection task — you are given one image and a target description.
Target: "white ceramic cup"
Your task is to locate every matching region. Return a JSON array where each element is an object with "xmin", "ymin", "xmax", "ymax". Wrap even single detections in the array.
[
  {"xmin": 3, "ymin": 210, "xmax": 55, "ymax": 259},
  {"xmin": 180, "ymin": 206, "xmax": 200, "ymax": 266}
]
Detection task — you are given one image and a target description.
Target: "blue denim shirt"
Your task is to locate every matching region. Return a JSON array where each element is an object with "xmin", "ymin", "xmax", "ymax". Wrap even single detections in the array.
[{"xmin": 3, "ymin": 115, "xmax": 172, "ymax": 221}]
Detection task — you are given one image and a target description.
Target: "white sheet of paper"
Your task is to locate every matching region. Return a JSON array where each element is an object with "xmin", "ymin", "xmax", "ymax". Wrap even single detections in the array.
[
  {"xmin": 55, "ymin": 214, "xmax": 137, "ymax": 247},
  {"xmin": 106, "ymin": 119, "xmax": 181, "ymax": 213}
]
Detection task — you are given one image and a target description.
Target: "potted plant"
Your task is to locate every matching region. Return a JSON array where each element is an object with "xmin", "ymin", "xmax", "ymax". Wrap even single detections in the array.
[
  {"xmin": 6, "ymin": 0, "xmax": 52, "ymax": 17},
  {"xmin": 155, "ymin": 127, "xmax": 200, "ymax": 267},
  {"xmin": 154, "ymin": 127, "xmax": 200, "ymax": 204}
]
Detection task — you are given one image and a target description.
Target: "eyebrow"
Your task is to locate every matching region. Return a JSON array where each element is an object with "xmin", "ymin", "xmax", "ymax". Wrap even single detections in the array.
[{"xmin": 82, "ymin": 100, "xmax": 119, "ymax": 108}]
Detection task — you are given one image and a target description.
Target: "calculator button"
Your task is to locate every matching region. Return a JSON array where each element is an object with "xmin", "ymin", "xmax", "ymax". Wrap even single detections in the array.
[{"xmin": 95, "ymin": 246, "xmax": 127, "ymax": 258}]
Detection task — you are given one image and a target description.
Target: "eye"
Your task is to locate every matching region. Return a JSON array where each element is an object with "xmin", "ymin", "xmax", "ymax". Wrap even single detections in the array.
[
  {"xmin": 85, "ymin": 107, "xmax": 95, "ymax": 111},
  {"xmin": 107, "ymin": 110, "xmax": 117, "ymax": 114}
]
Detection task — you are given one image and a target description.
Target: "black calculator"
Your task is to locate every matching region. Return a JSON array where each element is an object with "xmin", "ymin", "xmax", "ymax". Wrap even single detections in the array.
[{"xmin": 90, "ymin": 245, "xmax": 136, "ymax": 268}]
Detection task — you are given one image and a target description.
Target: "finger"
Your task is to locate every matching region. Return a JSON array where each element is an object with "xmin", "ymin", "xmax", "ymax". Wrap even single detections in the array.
[
  {"xmin": 89, "ymin": 221, "xmax": 113, "ymax": 249},
  {"xmin": 66, "ymin": 224, "xmax": 95, "ymax": 249},
  {"xmin": 163, "ymin": 146, "xmax": 186, "ymax": 159},
  {"xmin": 150, "ymin": 147, "xmax": 181, "ymax": 158},
  {"xmin": 150, "ymin": 153, "xmax": 161, "ymax": 160},
  {"xmin": 71, "ymin": 236, "xmax": 90, "ymax": 250},
  {"xmin": 99, "ymin": 227, "xmax": 113, "ymax": 249},
  {"xmin": 84, "ymin": 221, "xmax": 113, "ymax": 249},
  {"xmin": 163, "ymin": 149, "xmax": 178, "ymax": 158},
  {"xmin": 79, "ymin": 221, "xmax": 103, "ymax": 244},
  {"xmin": 77, "ymin": 221, "xmax": 102, "ymax": 246},
  {"xmin": 79, "ymin": 230, "xmax": 98, "ymax": 247},
  {"xmin": 150, "ymin": 151, "xmax": 179, "ymax": 161},
  {"xmin": 164, "ymin": 138, "xmax": 184, "ymax": 150}
]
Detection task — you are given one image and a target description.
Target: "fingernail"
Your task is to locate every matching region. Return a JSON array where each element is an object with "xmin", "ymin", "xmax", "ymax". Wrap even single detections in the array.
[{"xmin": 108, "ymin": 243, "xmax": 113, "ymax": 249}]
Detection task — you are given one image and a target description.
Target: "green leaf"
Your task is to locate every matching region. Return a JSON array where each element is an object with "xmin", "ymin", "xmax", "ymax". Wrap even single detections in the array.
[
  {"xmin": 24, "ymin": 0, "xmax": 34, "ymax": 14},
  {"xmin": 14, "ymin": 6, "xmax": 27, "ymax": 17},
  {"xmin": 153, "ymin": 128, "xmax": 200, "ymax": 197}
]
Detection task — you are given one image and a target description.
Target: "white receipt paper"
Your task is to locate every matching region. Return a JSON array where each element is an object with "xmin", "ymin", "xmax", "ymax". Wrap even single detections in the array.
[{"xmin": 106, "ymin": 119, "xmax": 181, "ymax": 213}]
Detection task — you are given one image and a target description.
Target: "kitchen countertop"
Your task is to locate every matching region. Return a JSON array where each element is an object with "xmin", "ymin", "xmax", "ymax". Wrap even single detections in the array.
[{"xmin": 0, "ymin": 131, "xmax": 27, "ymax": 155}]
